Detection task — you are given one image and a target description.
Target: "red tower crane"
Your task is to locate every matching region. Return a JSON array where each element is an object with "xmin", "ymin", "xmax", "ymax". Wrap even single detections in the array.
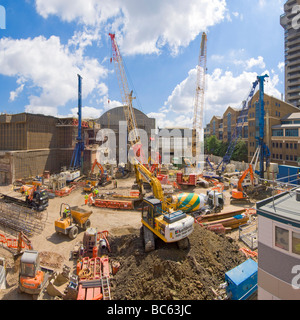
[{"xmin": 109, "ymin": 33, "xmax": 144, "ymax": 162}]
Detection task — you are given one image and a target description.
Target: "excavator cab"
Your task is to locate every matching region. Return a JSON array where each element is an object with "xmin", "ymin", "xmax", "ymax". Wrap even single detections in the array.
[
  {"xmin": 141, "ymin": 198, "xmax": 162, "ymax": 229},
  {"xmin": 19, "ymin": 250, "xmax": 45, "ymax": 295}
]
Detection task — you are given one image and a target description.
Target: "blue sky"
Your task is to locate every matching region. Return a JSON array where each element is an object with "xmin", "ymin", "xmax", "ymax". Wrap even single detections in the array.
[{"xmin": 0, "ymin": 0, "xmax": 286, "ymax": 127}]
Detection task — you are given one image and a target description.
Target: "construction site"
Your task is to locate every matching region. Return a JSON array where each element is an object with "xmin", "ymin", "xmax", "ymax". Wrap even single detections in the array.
[{"xmin": 0, "ymin": 30, "xmax": 299, "ymax": 302}]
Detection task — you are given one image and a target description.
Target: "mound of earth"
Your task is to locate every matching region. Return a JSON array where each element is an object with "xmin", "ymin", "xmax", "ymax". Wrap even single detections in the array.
[{"xmin": 109, "ymin": 224, "xmax": 247, "ymax": 300}]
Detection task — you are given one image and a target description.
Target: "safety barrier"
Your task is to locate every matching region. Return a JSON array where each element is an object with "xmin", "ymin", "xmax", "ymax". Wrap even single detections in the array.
[{"xmin": 0, "ymin": 233, "xmax": 31, "ymax": 250}]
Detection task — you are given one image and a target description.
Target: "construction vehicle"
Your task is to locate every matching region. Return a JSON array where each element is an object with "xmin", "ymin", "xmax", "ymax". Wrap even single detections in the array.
[
  {"xmin": 19, "ymin": 250, "xmax": 54, "ymax": 298},
  {"xmin": 84, "ymin": 160, "xmax": 111, "ymax": 192},
  {"xmin": 230, "ymin": 164, "xmax": 255, "ymax": 204},
  {"xmin": 134, "ymin": 159, "xmax": 197, "ymax": 251},
  {"xmin": 25, "ymin": 185, "xmax": 49, "ymax": 211},
  {"xmin": 54, "ymin": 203, "xmax": 93, "ymax": 239},
  {"xmin": 0, "ymin": 186, "xmax": 48, "ymax": 212}
]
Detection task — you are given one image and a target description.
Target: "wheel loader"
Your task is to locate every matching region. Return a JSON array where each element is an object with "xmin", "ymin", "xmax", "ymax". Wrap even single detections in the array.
[{"xmin": 54, "ymin": 203, "xmax": 93, "ymax": 239}]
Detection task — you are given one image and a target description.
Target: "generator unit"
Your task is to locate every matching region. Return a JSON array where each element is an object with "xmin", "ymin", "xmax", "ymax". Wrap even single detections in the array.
[{"xmin": 225, "ymin": 258, "xmax": 258, "ymax": 300}]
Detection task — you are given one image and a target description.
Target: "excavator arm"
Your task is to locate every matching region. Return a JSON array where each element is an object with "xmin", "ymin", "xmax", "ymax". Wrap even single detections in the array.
[
  {"xmin": 91, "ymin": 159, "xmax": 104, "ymax": 175},
  {"xmin": 237, "ymin": 164, "xmax": 254, "ymax": 192}
]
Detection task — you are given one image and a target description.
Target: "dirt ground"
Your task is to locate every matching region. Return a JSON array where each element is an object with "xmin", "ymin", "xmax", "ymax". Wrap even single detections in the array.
[{"xmin": 0, "ymin": 175, "xmax": 258, "ymax": 300}]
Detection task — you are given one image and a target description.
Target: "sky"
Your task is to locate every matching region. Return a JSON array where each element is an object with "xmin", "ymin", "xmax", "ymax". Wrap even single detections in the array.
[{"xmin": 0, "ymin": 0, "xmax": 286, "ymax": 128}]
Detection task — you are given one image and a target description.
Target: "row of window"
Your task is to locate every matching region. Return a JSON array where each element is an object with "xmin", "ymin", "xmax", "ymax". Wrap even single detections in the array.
[
  {"xmin": 272, "ymin": 154, "xmax": 298, "ymax": 161},
  {"xmin": 272, "ymin": 129, "xmax": 299, "ymax": 137},
  {"xmin": 272, "ymin": 142, "xmax": 298, "ymax": 149}
]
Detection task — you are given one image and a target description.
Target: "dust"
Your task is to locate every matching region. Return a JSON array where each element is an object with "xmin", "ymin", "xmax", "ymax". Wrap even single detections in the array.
[{"xmin": 109, "ymin": 223, "xmax": 246, "ymax": 300}]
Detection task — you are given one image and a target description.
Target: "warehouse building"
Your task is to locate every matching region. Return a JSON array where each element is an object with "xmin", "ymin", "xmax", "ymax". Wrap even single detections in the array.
[{"xmin": 0, "ymin": 113, "xmax": 100, "ymax": 185}]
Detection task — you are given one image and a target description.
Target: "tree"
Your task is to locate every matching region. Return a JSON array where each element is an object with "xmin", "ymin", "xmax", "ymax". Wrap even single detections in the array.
[
  {"xmin": 205, "ymin": 135, "xmax": 221, "ymax": 155},
  {"xmin": 232, "ymin": 140, "xmax": 248, "ymax": 162}
]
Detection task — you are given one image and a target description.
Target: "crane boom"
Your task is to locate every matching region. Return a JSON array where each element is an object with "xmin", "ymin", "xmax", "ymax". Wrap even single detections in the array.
[
  {"xmin": 109, "ymin": 33, "xmax": 140, "ymax": 146},
  {"xmin": 192, "ymin": 32, "xmax": 207, "ymax": 164}
]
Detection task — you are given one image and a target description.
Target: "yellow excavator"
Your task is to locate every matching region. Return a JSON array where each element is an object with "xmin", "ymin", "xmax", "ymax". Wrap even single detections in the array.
[{"xmin": 134, "ymin": 159, "xmax": 196, "ymax": 252}]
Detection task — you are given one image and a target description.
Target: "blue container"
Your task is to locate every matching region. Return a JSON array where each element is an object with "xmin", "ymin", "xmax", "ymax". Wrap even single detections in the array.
[
  {"xmin": 277, "ymin": 165, "xmax": 300, "ymax": 185},
  {"xmin": 225, "ymin": 259, "xmax": 258, "ymax": 300}
]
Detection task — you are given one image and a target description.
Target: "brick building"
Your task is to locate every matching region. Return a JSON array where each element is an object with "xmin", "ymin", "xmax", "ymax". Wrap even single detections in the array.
[{"xmin": 204, "ymin": 91, "xmax": 300, "ymax": 166}]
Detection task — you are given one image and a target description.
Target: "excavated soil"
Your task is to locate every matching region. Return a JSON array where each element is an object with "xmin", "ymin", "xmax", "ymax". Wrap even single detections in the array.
[{"xmin": 109, "ymin": 223, "xmax": 247, "ymax": 300}]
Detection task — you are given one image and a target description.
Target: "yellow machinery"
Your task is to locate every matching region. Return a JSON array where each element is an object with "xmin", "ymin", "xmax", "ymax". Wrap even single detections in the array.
[
  {"xmin": 134, "ymin": 160, "xmax": 195, "ymax": 251},
  {"xmin": 55, "ymin": 203, "xmax": 93, "ymax": 239}
]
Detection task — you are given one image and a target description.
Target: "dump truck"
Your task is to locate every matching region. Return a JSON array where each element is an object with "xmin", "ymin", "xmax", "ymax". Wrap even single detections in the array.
[
  {"xmin": 54, "ymin": 203, "xmax": 93, "ymax": 239},
  {"xmin": 19, "ymin": 250, "xmax": 54, "ymax": 299}
]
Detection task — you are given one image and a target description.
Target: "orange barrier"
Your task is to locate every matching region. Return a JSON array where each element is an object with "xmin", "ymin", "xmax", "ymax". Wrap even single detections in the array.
[
  {"xmin": 239, "ymin": 247, "xmax": 258, "ymax": 258},
  {"xmin": 0, "ymin": 233, "xmax": 31, "ymax": 250}
]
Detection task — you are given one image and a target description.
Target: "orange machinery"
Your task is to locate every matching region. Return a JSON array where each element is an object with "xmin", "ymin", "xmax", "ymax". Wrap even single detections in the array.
[
  {"xmin": 19, "ymin": 250, "xmax": 53, "ymax": 297},
  {"xmin": 230, "ymin": 164, "xmax": 255, "ymax": 204},
  {"xmin": 84, "ymin": 160, "xmax": 111, "ymax": 192}
]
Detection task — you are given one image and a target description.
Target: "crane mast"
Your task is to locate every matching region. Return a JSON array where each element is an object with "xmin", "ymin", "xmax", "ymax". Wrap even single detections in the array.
[
  {"xmin": 192, "ymin": 32, "xmax": 207, "ymax": 168},
  {"xmin": 109, "ymin": 33, "xmax": 140, "ymax": 146}
]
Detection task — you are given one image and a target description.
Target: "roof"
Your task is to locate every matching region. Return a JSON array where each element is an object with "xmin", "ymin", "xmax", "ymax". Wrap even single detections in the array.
[
  {"xmin": 272, "ymin": 123, "xmax": 300, "ymax": 129},
  {"xmin": 256, "ymin": 188, "xmax": 300, "ymax": 228},
  {"xmin": 281, "ymin": 112, "xmax": 300, "ymax": 121}
]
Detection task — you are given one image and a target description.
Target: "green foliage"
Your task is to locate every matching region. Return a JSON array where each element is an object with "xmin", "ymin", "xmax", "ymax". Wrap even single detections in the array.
[
  {"xmin": 231, "ymin": 140, "xmax": 248, "ymax": 162},
  {"xmin": 204, "ymin": 135, "xmax": 248, "ymax": 162}
]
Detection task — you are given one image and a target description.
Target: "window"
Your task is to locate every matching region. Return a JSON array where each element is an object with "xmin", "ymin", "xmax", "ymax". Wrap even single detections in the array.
[
  {"xmin": 272, "ymin": 129, "xmax": 283, "ymax": 137},
  {"xmin": 286, "ymin": 143, "xmax": 289, "ymax": 149},
  {"xmin": 294, "ymin": 143, "xmax": 297, "ymax": 149},
  {"xmin": 286, "ymin": 129, "xmax": 299, "ymax": 137},
  {"xmin": 280, "ymin": 143, "xmax": 282, "ymax": 148},
  {"xmin": 286, "ymin": 155, "xmax": 289, "ymax": 160},
  {"xmin": 292, "ymin": 232, "xmax": 300, "ymax": 255},
  {"xmin": 275, "ymin": 226, "xmax": 289, "ymax": 251}
]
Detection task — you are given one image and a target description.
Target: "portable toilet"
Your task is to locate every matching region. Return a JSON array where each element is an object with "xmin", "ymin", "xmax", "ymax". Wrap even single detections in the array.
[{"xmin": 225, "ymin": 258, "xmax": 257, "ymax": 300}]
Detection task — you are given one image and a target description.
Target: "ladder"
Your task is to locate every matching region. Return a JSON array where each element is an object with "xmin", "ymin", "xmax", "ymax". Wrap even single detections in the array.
[{"xmin": 101, "ymin": 276, "xmax": 111, "ymax": 300}]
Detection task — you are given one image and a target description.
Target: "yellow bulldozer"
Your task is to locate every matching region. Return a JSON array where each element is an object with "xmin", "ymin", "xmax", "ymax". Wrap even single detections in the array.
[{"xmin": 54, "ymin": 203, "xmax": 93, "ymax": 239}]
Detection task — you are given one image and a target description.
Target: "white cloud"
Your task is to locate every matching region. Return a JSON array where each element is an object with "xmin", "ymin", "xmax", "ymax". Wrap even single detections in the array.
[
  {"xmin": 161, "ymin": 66, "xmax": 282, "ymax": 128},
  {"xmin": 9, "ymin": 84, "xmax": 24, "ymax": 102},
  {"xmin": 0, "ymin": 35, "xmax": 108, "ymax": 116},
  {"xmin": 35, "ymin": 0, "xmax": 227, "ymax": 56},
  {"xmin": 234, "ymin": 56, "xmax": 266, "ymax": 70},
  {"xmin": 70, "ymin": 106, "xmax": 103, "ymax": 119},
  {"xmin": 278, "ymin": 61, "xmax": 284, "ymax": 72}
]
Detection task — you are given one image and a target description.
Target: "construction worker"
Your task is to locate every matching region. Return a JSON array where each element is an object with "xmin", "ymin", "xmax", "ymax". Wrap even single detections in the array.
[
  {"xmin": 93, "ymin": 188, "xmax": 99, "ymax": 198},
  {"xmin": 114, "ymin": 179, "xmax": 118, "ymax": 189},
  {"xmin": 84, "ymin": 194, "xmax": 89, "ymax": 205},
  {"xmin": 63, "ymin": 207, "xmax": 71, "ymax": 219}
]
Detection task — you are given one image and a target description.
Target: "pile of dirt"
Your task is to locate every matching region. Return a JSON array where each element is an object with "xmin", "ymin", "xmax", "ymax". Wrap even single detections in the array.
[
  {"xmin": 39, "ymin": 251, "xmax": 64, "ymax": 269},
  {"xmin": 109, "ymin": 224, "xmax": 247, "ymax": 300}
]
